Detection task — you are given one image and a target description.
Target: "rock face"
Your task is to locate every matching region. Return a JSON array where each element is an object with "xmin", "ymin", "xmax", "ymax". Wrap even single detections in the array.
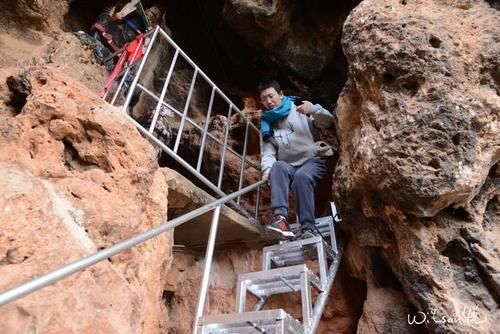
[
  {"xmin": 0, "ymin": 0, "xmax": 68, "ymax": 32},
  {"xmin": 0, "ymin": 0, "xmax": 108, "ymax": 93},
  {"xmin": 223, "ymin": 0, "xmax": 294, "ymax": 49},
  {"xmin": 223, "ymin": 0, "xmax": 349, "ymax": 81},
  {"xmin": 0, "ymin": 67, "xmax": 172, "ymax": 333},
  {"xmin": 335, "ymin": 0, "xmax": 499, "ymax": 333},
  {"xmin": 222, "ymin": 0, "xmax": 352, "ymax": 98}
]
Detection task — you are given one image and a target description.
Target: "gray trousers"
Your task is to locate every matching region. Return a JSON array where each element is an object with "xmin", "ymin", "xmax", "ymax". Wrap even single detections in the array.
[{"xmin": 269, "ymin": 158, "xmax": 327, "ymax": 230}]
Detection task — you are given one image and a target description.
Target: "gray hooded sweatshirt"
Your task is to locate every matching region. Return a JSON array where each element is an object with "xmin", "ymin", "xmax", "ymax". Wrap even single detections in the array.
[{"xmin": 260, "ymin": 103, "xmax": 334, "ymax": 174}]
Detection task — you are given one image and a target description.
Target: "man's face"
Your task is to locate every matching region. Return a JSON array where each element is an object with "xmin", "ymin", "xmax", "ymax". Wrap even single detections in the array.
[{"xmin": 260, "ymin": 87, "xmax": 283, "ymax": 110}]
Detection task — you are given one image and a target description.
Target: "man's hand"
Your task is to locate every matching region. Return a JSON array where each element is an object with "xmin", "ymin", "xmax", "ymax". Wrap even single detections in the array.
[
  {"xmin": 262, "ymin": 171, "xmax": 271, "ymax": 186},
  {"xmin": 296, "ymin": 101, "xmax": 315, "ymax": 115}
]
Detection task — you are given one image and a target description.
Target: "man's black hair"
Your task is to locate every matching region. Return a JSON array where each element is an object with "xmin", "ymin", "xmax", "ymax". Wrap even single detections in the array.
[{"xmin": 257, "ymin": 80, "xmax": 281, "ymax": 94}]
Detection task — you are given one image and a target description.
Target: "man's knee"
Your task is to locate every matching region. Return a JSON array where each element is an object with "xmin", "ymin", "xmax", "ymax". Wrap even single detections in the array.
[
  {"xmin": 291, "ymin": 170, "xmax": 315, "ymax": 187},
  {"xmin": 270, "ymin": 161, "xmax": 290, "ymax": 176}
]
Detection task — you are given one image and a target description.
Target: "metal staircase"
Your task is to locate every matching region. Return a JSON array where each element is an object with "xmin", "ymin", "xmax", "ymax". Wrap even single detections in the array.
[{"xmin": 198, "ymin": 202, "xmax": 343, "ymax": 334}]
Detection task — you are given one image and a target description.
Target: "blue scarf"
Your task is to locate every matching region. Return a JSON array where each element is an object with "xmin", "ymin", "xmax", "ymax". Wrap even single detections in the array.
[{"xmin": 260, "ymin": 96, "xmax": 300, "ymax": 141}]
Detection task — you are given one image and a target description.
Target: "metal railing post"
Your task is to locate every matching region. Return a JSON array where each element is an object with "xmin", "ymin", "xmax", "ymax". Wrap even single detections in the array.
[
  {"xmin": 217, "ymin": 105, "xmax": 233, "ymax": 188},
  {"xmin": 109, "ymin": 68, "xmax": 129, "ymax": 105},
  {"xmin": 121, "ymin": 25, "xmax": 160, "ymax": 114},
  {"xmin": 148, "ymin": 48, "xmax": 180, "ymax": 133},
  {"xmin": 193, "ymin": 205, "xmax": 222, "ymax": 333},
  {"xmin": 255, "ymin": 172, "xmax": 263, "ymax": 220},
  {"xmin": 307, "ymin": 254, "xmax": 342, "ymax": 334},
  {"xmin": 196, "ymin": 87, "xmax": 216, "ymax": 172},
  {"xmin": 236, "ymin": 122, "xmax": 249, "ymax": 205},
  {"xmin": 173, "ymin": 68, "xmax": 198, "ymax": 153}
]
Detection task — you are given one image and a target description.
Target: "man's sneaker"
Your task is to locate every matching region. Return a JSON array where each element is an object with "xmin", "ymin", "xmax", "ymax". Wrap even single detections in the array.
[
  {"xmin": 266, "ymin": 215, "xmax": 294, "ymax": 238},
  {"xmin": 299, "ymin": 229, "xmax": 318, "ymax": 240}
]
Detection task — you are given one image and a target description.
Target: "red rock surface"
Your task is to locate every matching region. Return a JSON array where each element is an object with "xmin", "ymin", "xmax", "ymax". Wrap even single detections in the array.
[
  {"xmin": 335, "ymin": 0, "xmax": 499, "ymax": 332},
  {"xmin": 0, "ymin": 67, "xmax": 172, "ymax": 333},
  {"xmin": 0, "ymin": 0, "xmax": 107, "ymax": 93}
]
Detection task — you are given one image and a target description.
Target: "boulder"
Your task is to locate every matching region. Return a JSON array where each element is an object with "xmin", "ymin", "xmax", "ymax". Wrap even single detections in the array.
[
  {"xmin": 335, "ymin": 0, "xmax": 499, "ymax": 332},
  {"xmin": 222, "ymin": 0, "xmax": 351, "ymax": 82},
  {"xmin": 338, "ymin": 0, "xmax": 499, "ymax": 217},
  {"xmin": 0, "ymin": 67, "xmax": 172, "ymax": 334}
]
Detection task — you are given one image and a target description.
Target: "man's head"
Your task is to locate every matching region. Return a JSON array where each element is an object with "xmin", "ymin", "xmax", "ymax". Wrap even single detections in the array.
[{"xmin": 258, "ymin": 80, "xmax": 283, "ymax": 110}]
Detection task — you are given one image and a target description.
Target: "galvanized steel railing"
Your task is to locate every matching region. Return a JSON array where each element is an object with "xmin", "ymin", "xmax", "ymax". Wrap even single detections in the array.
[
  {"xmin": 104, "ymin": 25, "xmax": 262, "ymax": 220},
  {"xmin": 0, "ymin": 25, "xmax": 267, "ymax": 333}
]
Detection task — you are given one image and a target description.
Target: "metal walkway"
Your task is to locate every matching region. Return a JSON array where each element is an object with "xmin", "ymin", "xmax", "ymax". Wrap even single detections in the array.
[{"xmin": 198, "ymin": 203, "xmax": 343, "ymax": 334}]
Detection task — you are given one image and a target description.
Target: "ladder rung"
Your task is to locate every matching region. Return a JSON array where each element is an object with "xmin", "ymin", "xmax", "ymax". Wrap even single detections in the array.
[
  {"xmin": 247, "ymin": 278, "xmax": 302, "ymax": 297},
  {"xmin": 288, "ymin": 216, "xmax": 334, "ymax": 236},
  {"xmin": 272, "ymin": 250, "xmax": 305, "ymax": 260},
  {"xmin": 239, "ymin": 264, "xmax": 322, "ymax": 299},
  {"xmin": 200, "ymin": 309, "xmax": 303, "ymax": 334},
  {"xmin": 264, "ymin": 237, "xmax": 335, "ymax": 269},
  {"xmin": 273, "ymin": 255, "xmax": 308, "ymax": 266},
  {"xmin": 265, "ymin": 237, "xmax": 323, "ymax": 253}
]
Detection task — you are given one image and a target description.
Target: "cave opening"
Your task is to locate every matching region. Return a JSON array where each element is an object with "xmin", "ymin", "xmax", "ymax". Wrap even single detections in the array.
[
  {"xmin": 371, "ymin": 248, "xmax": 404, "ymax": 291},
  {"xmin": 63, "ymin": 0, "xmax": 357, "ymax": 127},
  {"xmin": 163, "ymin": 0, "xmax": 357, "ymax": 107},
  {"xmin": 64, "ymin": 0, "xmax": 118, "ymax": 32},
  {"xmin": 63, "ymin": 0, "xmax": 158, "ymax": 40},
  {"xmin": 64, "ymin": 0, "xmax": 358, "ymax": 107}
]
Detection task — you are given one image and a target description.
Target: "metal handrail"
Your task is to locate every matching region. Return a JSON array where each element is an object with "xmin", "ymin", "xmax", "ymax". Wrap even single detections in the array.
[
  {"xmin": 126, "ymin": 114, "xmax": 258, "ymax": 220},
  {"xmin": 193, "ymin": 205, "xmax": 222, "ymax": 332},
  {"xmin": 0, "ymin": 180, "xmax": 266, "ymax": 307},
  {"xmin": 135, "ymin": 83, "xmax": 260, "ymax": 170},
  {"xmin": 105, "ymin": 26, "xmax": 263, "ymax": 219}
]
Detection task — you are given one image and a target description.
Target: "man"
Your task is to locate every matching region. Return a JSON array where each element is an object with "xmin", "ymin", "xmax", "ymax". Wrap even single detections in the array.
[{"xmin": 259, "ymin": 80, "xmax": 334, "ymax": 239}]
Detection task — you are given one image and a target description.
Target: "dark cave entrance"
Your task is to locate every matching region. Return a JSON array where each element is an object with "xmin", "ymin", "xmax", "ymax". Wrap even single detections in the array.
[
  {"xmin": 63, "ymin": 0, "xmax": 357, "ymax": 106},
  {"xmin": 64, "ymin": 0, "xmax": 118, "ymax": 32},
  {"xmin": 63, "ymin": 0, "xmax": 158, "ymax": 33},
  {"xmin": 162, "ymin": 0, "xmax": 357, "ymax": 107}
]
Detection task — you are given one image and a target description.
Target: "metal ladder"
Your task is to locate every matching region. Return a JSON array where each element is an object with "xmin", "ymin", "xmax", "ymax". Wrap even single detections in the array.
[{"xmin": 197, "ymin": 202, "xmax": 343, "ymax": 334}]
